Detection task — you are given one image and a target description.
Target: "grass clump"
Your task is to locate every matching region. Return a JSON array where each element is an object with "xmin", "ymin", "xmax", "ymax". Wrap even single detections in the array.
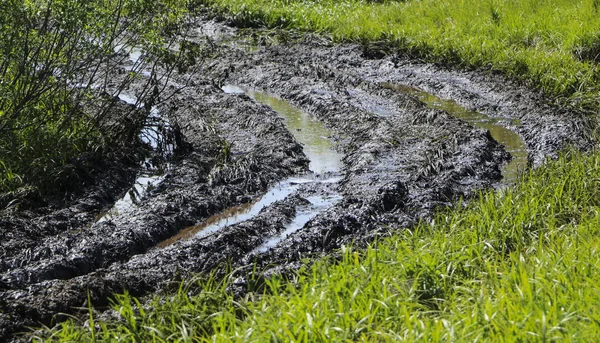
[
  {"xmin": 574, "ymin": 33, "xmax": 600, "ymax": 64},
  {"xmin": 35, "ymin": 149, "xmax": 600, "ymax": 341},
  {"xmin": 200, "ymin": 0, "xmax": 600, "ymax": 109}
]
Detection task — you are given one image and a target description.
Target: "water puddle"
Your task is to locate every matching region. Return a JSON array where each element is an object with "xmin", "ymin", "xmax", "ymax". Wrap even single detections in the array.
[
  {"xmin": 117, "ymin": 93, "xmax": 174, "ymax": 156},
  {"xmin": 96, "ymin": 174, "xmax": 165, "ymax": 223},
  {"xmin": 128, "ymin": 48, "xmax": 143, "ymax": 65},
  {"xmin": 158, "ymin": 176, "xmax": 340, "ymax": 247},
  {"xmin": 251, "ymin": 194, "xmax": 342, "ymax": 254},
  {"xmin": 156, "ymin": 86, "xmax": 344, "ymax": 249},
  {"xmin": 97, "ymin": 93, "xmax": 173, "ymax": 223},
  {"xmin": 118, "ymin": 93, "xmax": 138, "ymax": 106},
  {"xmin": 381, "ymin": 82, "xmax": 528, "ymax": 184},
  {"xmin": 112, "ymin": 44, "xmax": 153, "ymax": 77},
  {"xmin": 242, "ymin": 86, "xmax": 344, "ymax": 174},
  {"xmin": 176, "ymin": 177, "xmax": 312, "ymax": 242},
  {"xmin": 221, "ymin": 84, "xmax": 245, "ymax": 95}
]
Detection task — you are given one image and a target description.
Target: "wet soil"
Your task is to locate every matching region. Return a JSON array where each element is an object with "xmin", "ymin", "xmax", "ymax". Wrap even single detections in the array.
[{"xmin": 0, "ymin": 17, "xmax": 596, "ymax": 341}]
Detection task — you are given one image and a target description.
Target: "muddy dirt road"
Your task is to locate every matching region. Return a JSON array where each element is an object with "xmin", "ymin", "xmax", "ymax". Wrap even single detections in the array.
[{"xmin": 0, "ymin": 18, "xmax": 596, "ymax": 341}]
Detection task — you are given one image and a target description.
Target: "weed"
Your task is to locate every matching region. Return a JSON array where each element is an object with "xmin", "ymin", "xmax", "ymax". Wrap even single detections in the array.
[
  {"xmin": 490, "ymin": 7, "xmax": 501, "ymax": 25},
  {"xmin": 574, "ymin": 33, "xmax": 600, "ymax": 63}
]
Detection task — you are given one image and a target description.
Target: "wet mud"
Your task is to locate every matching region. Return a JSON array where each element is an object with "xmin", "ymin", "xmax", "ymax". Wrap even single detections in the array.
[{"xmin": 0, "ymin": 17, "xmax": 596, "ymax": 341}]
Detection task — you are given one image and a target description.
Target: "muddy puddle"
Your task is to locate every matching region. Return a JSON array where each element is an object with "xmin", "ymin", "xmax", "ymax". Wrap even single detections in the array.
[
  {"xmin": 158, "ymin": 177, "xmax": 309, "ymax": 247},
  {"xmin": 158, "ymin": 86, "xmax": 343, "ymax": 248},
  {"xmin": 96, "ymin": 174, "xmax": 165, "ymax": 222},
  {"xmin": 222, "ymin": 85, "xmax": 343, "ymax": 173},
  {"xmin": 252, "ymin": 193, "xmax": 343, "ymax": 253},
  {"xmin": 381, "ymin": 82, "xmax": 528, "ymax": 184},
  {"xmin": 98, "ymin": 93, "xmax": 173, "ymax": 222},
  {"xmin": 113, "ymin": 44, "xmax": 152, "ymax": 76}
]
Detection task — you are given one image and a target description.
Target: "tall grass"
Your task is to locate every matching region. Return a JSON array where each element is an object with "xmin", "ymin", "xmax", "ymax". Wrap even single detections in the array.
[
  {"xmin": 36, "ymin": 149, "xmax": 600, "ymax": 341},
  {"xmin": 203, "ymin": 0, "xmax": 600, "ymax": 110}
]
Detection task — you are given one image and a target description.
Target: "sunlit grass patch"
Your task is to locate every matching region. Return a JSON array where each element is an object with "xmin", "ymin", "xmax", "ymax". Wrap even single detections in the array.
[{"xmin": 203, "ymin": 0, "xmax": 600, "ymax": 109}]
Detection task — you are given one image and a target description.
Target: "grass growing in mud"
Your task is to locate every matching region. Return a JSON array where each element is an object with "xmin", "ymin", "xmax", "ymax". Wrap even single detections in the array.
[
  {"xmin": 203, "ymin": 0, "xmax": 600, "ymax": 109},
  {"xmin": 37, "ymin": 149, "xmax": 600, "ymax": 341}
]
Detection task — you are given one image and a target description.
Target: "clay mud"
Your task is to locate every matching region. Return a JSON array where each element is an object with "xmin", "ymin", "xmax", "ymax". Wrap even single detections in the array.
[
  {"xmin": 0, "ymin": 17, "xmax": 596, "ymax": 342},
  {"xmin": 380, "ymin": 82, "xmax": 528, "ymax": 184},
  {"xmin": 159, "ymin": 86, "xmax": 344, "ymax": 247}
]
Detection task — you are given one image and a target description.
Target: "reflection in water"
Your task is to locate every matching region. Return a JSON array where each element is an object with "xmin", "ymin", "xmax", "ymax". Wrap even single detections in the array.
[
  {"xmin": 247, "ymin": 88, "xmax": 344, "ymax": 174},
  {"xmin": 117, "ymin": 93, "xmax": 173, "ymax": 154},
  {"xmin": 157, "ymin": 198, "xmax": 256, "ymax": 248},
  {"xmin": 221, "ymin": 84, "xmax": 245, "ymax": 94},
  {"xmin": 252, "ymin": 194, "xmax": 343, "ymax": 253},
  {"xmin": 158, "ymin": 177, "xmax": 316, "ymax": 247},
  {"xmin": 97, "ymin": 174, "xmax": 164, "ymax": 223},
  {"xmin": 381, "ymin": 82, "xmax": 528, "ymax": 184},
  {"xmin": 97, "ymin": 93, "xmax": 172, "ymax": 223},
  {"xmin": 156, "ymin": 86, "xmax": 344, "ymax": 248}
]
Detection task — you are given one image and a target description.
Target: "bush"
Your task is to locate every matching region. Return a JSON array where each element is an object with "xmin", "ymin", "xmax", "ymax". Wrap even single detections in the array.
[{"xmin": 0, "ymin": 0, "xmax": 198, "ymax": 197}]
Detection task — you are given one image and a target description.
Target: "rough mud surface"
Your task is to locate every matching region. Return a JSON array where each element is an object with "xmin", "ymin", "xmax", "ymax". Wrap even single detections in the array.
[{"xmin": 0, "ymin": 18, "xmax": 596, "ymax": 341}]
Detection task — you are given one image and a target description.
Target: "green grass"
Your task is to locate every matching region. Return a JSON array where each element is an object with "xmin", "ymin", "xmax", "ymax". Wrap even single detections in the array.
[
  {"xmin": 36, "ymin": 150, "xmax": 600, "ymax": 341},
  {"xmin": 203, "ymin": 0, "xmax": 600, "ymax": 110}
]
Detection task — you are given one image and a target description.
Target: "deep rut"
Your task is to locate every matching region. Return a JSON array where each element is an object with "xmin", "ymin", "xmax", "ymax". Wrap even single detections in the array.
[{"xmin": 0, "ymin": 19, "xmax": 595, "ymax": 341}]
